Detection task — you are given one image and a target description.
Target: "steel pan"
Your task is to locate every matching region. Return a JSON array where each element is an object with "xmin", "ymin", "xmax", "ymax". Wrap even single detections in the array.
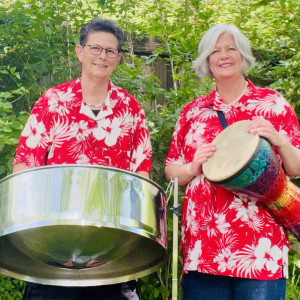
[{"xmin": 0, "ymin": 165, "xmax": 167, "ymax": 286}]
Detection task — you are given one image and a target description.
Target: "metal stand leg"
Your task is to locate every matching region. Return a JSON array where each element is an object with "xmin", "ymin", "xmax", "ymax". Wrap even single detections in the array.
[{"xmin": 172, "ymin": 177, "xmax": 179, "ymax": 300}]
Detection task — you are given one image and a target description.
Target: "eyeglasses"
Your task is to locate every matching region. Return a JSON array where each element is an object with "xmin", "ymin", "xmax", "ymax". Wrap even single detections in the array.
[{"xmin": 84, "ymin": 45, "xmax": 119, "ymax": 58}]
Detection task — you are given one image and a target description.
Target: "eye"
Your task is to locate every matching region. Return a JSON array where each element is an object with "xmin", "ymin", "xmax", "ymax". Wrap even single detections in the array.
[
  {"xmin": 211, "ymin": 49, "xmax": 219, "ymax": 54},
  {"xmin": 91, "ymin": 46, "xmax": 101, "ymax": 51},
  {"xmin": 107, "ymin": 49, "xmax": 117, "ymax": 55}
]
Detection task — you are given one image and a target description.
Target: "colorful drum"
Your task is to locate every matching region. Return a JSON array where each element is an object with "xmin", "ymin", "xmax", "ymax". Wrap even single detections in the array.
[{"xmin": 202, "ymin": 120, "xmax": 300, "ymax": 241}]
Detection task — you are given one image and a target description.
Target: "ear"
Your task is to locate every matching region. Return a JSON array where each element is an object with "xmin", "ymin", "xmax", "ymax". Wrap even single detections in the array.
[
  {"xmin": 117, "ymin": 53, "xmax": 123, "ymax": 64},
  {"xmin": 75, "ymin": 44, "xmax": 84, "ymax": 63}
]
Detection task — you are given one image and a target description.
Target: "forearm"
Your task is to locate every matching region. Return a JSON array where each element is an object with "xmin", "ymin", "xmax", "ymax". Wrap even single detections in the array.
[
  {"xmin": 165, "ymin": 163, "xmax": 197, "ymax": 186},
  {"xmin": 136, "ymin": 171, "xmax": 149, "ymax": 179},
  {"xmin": 277, "ymin": 138, "xmax": 300, "ymax": 178},
  {"xmin": 12, "ymin": 162, "xmax": 27, "ymax": 174}
]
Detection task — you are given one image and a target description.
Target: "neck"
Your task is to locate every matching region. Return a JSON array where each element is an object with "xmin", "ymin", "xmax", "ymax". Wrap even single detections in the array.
[
  {"xmin": 81, "ymin": 75, "xmax": 109, "ymax": 106},
  {"xmin": 215, "ymin": 77, "xmax": 247, "ymax": 104}
]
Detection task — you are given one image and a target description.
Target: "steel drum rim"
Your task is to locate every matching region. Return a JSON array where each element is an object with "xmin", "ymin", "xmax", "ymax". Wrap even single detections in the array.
[
  {"xmin": 0, "ymin": 164, "xmax": 167, "ymax": 198},
  {"xmin": 1, "ymin": 219, "xmax": 166, "ymax": 248},
  {"xmin": 0, "ymin": 259, "xmax": 166, "ymax": 287}
]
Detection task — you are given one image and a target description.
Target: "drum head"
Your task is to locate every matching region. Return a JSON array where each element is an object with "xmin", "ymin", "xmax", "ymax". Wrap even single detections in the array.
[
  {"xmin": 0, "ymin": 165, "xmax": 167, "ymax": 286},
  {"xmin": 202, "ymin": 120, "xmax": 260, "ymax": 182}
]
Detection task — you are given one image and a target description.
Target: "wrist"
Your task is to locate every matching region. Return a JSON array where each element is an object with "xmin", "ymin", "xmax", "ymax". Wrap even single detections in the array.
[
  {"xmin": 276, "ymin": 135, "xmax": 289, "ymax": 150},
  {"xmin": 186, "ymin": 162, "xmax": 201, "ymax": 178}
]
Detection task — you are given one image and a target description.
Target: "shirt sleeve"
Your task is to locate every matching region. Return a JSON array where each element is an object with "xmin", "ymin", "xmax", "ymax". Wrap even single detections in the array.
[
  {"xmin": 165, "ymin": 106, "xmax": 189, "ymax": 167},
  {"xmin": 281, "ymin": 101, "xmax": 300, "ymax": 149},
  {"xmin": 130, "ymin": 105, "xmax": 152, "ymax": 173},
  {"xmin": 13, "ymin": 94, "xmax": 51, "ymax": 168},
  {"xmin": 268, "ymin": 91, "xmax": 300, "ymax": 149}
]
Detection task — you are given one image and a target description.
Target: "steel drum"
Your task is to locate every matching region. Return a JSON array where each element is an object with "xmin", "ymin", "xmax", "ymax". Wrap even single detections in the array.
[{"xmin": 0, "ymin": 165, "xmax": 167, "ymax": 286}]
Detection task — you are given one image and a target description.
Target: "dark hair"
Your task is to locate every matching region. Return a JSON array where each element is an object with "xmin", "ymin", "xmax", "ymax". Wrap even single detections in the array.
[{"xmin": 79, "ymin": 18, "xmax": 124, "ymax": 50}]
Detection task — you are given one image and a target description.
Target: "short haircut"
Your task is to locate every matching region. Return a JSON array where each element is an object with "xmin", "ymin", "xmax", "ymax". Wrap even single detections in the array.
[
  {"xmin": 79, "ymin": 18, "xmax": 124, "ymax": 50},
  {"xmin": 193, "ymin": 24, "xmax": 255, "ymax": 78}
]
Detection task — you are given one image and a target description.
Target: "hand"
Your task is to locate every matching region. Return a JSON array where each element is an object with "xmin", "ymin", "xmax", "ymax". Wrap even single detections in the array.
[
  {"xmin": 189, "ymin": 143, "xmax": 216, "ymax": 177},
  {"xmin": 247, "ymin": 117, "xmax": 286, "ymax": 148}
]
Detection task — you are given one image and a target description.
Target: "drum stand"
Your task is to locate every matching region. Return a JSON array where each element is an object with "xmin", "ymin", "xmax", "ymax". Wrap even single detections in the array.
[{"xmin": 169, "ymin": 177, "xmax": 179, "ymax": 300}]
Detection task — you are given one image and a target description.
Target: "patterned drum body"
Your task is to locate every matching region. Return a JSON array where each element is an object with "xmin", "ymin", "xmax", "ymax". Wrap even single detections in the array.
[
  {"xmin": 202, "ymin": 120, "xmax": 300, "ymax": 241},
  {"xmin": 268, "ymin": 181, "xmax": 300, "ymax": 240}
]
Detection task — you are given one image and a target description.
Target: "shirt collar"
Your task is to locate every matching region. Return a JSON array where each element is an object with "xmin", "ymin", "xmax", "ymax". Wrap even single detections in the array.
[
  {"xmin": 78, "ymin": 78, "xmax": 121, "ymax": 121},
  {"xmin": 212, "ymin": 78, "xmax": 252, "ymax": 113}
]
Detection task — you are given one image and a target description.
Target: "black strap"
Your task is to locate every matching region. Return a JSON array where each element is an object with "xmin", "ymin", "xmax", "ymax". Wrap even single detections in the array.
[{"xmin": 217, "ymin": 110, "xmax": 228, "ymax": 129}]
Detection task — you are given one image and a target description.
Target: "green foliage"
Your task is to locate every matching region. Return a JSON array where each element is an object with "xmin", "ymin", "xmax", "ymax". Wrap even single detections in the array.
[
  {"xmin": 286, "ymin": 238, "xmax": 300, "ymax": 300},
  {"xmin": 0, "ymin": 0, "xmax": 300, "ymax": 299},
  {"xmin": 0, "ymin": 275, "xmax": 25, "ymax": 300},
  {"xmin": 0, "ymin": 61, "xmax": 29, "ymax": 178}
]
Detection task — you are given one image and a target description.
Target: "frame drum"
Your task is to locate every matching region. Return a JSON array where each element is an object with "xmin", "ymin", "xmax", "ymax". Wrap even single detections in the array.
[
  {"xmin": 202, "ymin": 120, "xmax": 300, "ymax": 241},
  {"xmin": 0, "ymin": 165, "xmax": 167, "ymax": 286}
]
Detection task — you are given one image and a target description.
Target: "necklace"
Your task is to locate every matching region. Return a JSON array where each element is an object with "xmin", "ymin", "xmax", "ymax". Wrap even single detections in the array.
[{"xmin": 84, "ymin": 99, "xmax": 105, "ymax": 108}]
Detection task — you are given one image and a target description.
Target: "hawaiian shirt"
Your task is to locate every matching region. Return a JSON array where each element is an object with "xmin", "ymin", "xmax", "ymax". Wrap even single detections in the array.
[
  {"xmin": 13, "ymin": 77, "xmax": 152, "ymax": 173},
  {"xmin": 165, "ymin": 79, "xmax": 300, "ymax": 280}
]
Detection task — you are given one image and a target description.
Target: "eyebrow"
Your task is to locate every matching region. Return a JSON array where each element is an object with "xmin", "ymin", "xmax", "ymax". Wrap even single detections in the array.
[{"xmin": 87, "ymin": 44, "xmax": 118, "ymax": 49}]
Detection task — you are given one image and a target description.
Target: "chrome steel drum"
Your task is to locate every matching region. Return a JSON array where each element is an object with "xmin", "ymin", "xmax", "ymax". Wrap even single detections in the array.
[{"xmin": 0, "ymin": 165, "xmax": 167, "ymax": 286}]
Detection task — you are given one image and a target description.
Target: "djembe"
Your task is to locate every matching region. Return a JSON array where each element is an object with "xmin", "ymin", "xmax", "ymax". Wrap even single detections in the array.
[{"xmin": 202, "ymin": 120, "xmax": 300, "ymax": 242}]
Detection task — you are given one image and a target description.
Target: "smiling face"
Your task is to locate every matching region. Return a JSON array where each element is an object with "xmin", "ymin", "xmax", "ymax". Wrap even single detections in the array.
[
  {"xmin": 75, "ymin": 31, "xmax": 121, "ymax": 82},
  {"xmin": 208, "ymin": 33, "xmax": 244, "ymax": 81}
]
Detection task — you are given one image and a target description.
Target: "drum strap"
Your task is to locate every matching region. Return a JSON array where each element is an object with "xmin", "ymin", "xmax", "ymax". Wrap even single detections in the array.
[{"xmin": 217, "ymin": 111, "xmax": 228, "ymax": 129}]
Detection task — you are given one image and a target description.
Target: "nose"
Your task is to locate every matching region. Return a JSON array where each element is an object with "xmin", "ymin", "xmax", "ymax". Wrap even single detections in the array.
[
  {"xmin": 98, "ymin": 48, "xmax": 107, "ymax": 59},
  {"xmin": 220, "ymin": 49, "xmax": 229, "ymax": 59}
]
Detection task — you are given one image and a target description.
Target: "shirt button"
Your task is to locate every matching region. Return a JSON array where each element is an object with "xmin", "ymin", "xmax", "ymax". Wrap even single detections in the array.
[
  {"xmin": 225, "ymin": 113, "xmax": 229, "ymax": 118},
  {"xmin": 202, "ymin": 226, "xmax": 207, "ymax": 231},
  {"xmin": 94, "ymin": 147, "xmax": 99, "ymax": 151},
  {"xmin": 204, "ymin": 202, "xmax": 208, "ymax": 206}
]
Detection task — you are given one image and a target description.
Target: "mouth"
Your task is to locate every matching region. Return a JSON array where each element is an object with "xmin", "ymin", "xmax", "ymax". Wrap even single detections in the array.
[
  {"xmin": 94, "ymin": 63, "xmax": 108, "ymax": 69},
  {"xmin": 219, "ymin": 63, "xmax": 233, "ymax": 68}
]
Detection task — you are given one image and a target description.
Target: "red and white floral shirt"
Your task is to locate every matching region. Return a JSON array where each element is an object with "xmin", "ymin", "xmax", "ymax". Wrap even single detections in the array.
[
  {"xmin": 13, "ymin": 77, "xmax": 152, "ymax": 173},
  {"xmin": 165, "ymin": 79, "xmax": 300, "ymax": 280}
]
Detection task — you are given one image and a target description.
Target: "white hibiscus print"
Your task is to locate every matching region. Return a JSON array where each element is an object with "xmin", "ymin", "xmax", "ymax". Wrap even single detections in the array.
[
  {"xmin": 69, "ymin": 120, "xmax": 92, "ymax": 141},
  {"xmin": 213, "ymin": 248, "xmax": 236, "ymax": 272},
  {"xmin": 247, "ymin": 94, "xmax": 286, "ymax": 116},
  {"xmin": 26, "ymin": 153, "xmax": 43, "ymax": 168},
  {"xmin": 230, "ymin": 196, "xmax": 258, "ymax": 222},
  {"xmin": 93, "ymin": 118, "xmax": 121, "ymax": 146},
  {"xmin": 48, "ymin": 118, "xmax": 73, "ymax": 159},
  {"xmin": 47, "ymin": 87, "xmax": 75, "ymax": 116},
  {"xmin": 229, "ymin": 196, "xmax": 265, "ymax": 232},
  {"xmin": 186, "ymin": 106, "xmax": 201, "ymax": 121},
  {"xmin": 186, "ymin": 199, "xmax": 196, "ymax": 229},
  {"xmin": 130, "ymin": 133, "xmax": 151, "ymax": 172},
  {"xmin": 116, "ymin": 90, "xmax": 131, "ymax": 106},
  {"xmin": 22, "ymin": 114, "xmax": 46, "ymax": 149},
  {"xmin": 185, "ymin": 240, "xmax": 202, "ymax": 270},
  {"xmin": 254, "ymin": 237, "xmax": 282, "ymax": 274},
  {"xmin": 185, "ymin": 122, "xmax": 206, "ymax": 148},
  {"xmin": 207, "ymin": 213, "xmax": 230, "ymax": 237},
  {"xmin": 282, "ymin": 245, "xmax": 289, "ymax": 278},
  {"xmin": 76, "ymin": 153, "xmax": 107, "ymax": 165}
]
